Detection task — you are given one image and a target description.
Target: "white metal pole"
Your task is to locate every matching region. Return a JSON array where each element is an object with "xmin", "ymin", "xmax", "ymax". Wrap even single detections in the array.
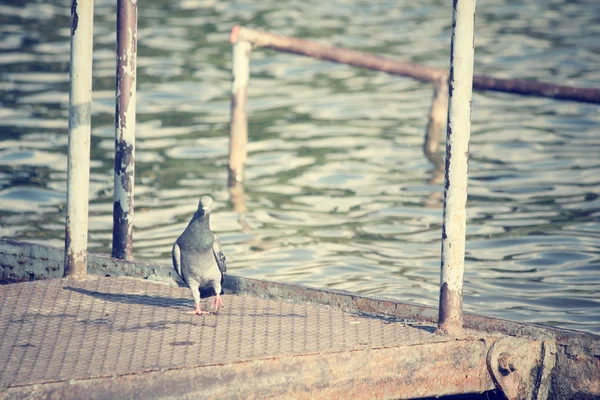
[
  {"xmin": 438, "ymin": 0, "xmax": 477, "ymax": 335},
  {"xmin": 64, "ymin": 0, "xmax": 94, "ymax": 279},
  {"xmin": 228, "ymin": 27, "xmax": 252, "ymax": 186}
]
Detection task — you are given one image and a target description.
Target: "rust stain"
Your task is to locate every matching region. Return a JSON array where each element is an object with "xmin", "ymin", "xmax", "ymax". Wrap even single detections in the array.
[
  {"xmin": 64, "ymin": 251, "xmax": 87, "ymax": 280},
  {"xmin": 3, "ymin": 333, "xmax": 494, "ymax": 399},
  {"xmin": 437, "ymin": 282, "xmax": 463, "ymax": 335},
  {"xmin": 63, "ymin": 223, "xmax": 87, "ymax": 279}
]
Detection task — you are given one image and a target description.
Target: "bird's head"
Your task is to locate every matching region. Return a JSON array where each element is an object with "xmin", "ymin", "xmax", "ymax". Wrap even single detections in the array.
[{"xmin": 196, "ymin": 195, "xmax": 214, "ymax": 216}]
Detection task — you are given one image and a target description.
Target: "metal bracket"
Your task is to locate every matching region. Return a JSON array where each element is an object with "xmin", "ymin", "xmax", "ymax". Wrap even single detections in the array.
[{"xmin": 487, "ymin": 337, "xmax": 556, "ymax": 400}]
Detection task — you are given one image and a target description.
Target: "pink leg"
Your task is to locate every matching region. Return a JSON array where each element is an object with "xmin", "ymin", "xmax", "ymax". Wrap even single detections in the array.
[{"xmin": 210, "ymin": 294, "xmax": 225, "ymax": 311}]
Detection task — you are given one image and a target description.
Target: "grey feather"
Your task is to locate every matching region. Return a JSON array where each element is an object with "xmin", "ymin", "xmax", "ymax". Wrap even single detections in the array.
[
  {"xmin": 212, "ymin": 237, "xmax": 227, "ymax": 275},
  {"xmin": 172, "ymin": 195, "xmax": 226, "ymax": 302}
]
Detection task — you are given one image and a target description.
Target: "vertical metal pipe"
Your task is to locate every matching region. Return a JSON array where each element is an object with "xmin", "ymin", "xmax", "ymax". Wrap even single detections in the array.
[
  {"xmin": 112, "ymin": 0, "xmax": 137, "ymax": 260},
  {"xmin": 424, "ymin": 73, "xmax": 449, "ymax": 184},
  {"xmin": 438, "ymin": 0, "xmax": 477, "ymax": 335},
  {"xmin": 64, "ymin": 0, "xmax": 94, "ymax": 279},
  {"xmin": 228, "ymin": 27, "xmax": 252, "ymax": 186}
]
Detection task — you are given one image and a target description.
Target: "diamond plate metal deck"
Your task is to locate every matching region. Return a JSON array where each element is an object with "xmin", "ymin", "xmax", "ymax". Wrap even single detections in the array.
[
  {"xmin": 2, "ymin": 242, "xmax": 599, "ymax": 399},
  {"xmin": 0, "ymin": 276, "xmax": 450, "ymax": 391}
]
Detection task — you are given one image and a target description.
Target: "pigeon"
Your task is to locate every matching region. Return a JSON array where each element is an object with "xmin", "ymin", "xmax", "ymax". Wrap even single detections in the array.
[{"xmin": 172, "ymin": 195, "xmax": 227, "ymax": 315}]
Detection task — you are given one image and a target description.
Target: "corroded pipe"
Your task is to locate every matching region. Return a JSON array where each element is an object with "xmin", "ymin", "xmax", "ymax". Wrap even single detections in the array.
[
  {"xmin": 112, "ymin": 0, "xmax": 137, "ymax": 260},
  {"xmin": 229, "ymin": 25, "xmax": 600, "ymax": 105},
  {"xmin": 437, "ymin": 0, "xmax": 477, "ymax": 335},
  {"xmin": 228, "ymin": 29, "xmax": 252, "ymax": 186},
  {"xmin": 64, "ymin": 0, "xmax": 94, "ymax": 280}
]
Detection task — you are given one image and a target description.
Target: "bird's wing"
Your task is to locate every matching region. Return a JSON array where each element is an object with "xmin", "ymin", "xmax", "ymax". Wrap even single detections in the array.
[
  {"xmin": 172, "ymin": 242, "xmax": 183, "ymax": 279},
  {"xmin": 212, "ymin": 236, "xmax": 227, "ymax": 275}
]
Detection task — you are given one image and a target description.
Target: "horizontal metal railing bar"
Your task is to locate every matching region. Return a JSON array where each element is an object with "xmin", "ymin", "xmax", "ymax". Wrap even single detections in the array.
[{"xmin": 230, "ymin": 25, "xmax": 600, "ymax": 105}]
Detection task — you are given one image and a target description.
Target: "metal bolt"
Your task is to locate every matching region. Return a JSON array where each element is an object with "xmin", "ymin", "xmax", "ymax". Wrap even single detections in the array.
[{"xmin": 498, "ymin": 352, "xmax": 517, "ymax": 375}]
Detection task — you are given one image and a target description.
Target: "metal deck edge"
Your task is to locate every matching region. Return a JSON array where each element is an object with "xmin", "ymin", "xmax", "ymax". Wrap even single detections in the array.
[
  {"xmin": 1, "ymin": 238, "xmax": 599, "ymax": 352},
  {"xmin": 2, "ymin": 339, "xmax": 494, "ymax": 400}
]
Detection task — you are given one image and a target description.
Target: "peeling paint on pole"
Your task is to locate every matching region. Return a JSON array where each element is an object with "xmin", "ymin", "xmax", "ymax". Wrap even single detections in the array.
[
  {"xmin": 70, "ymin": 0, "xmax": 79, "ymax": 35},
  {"xmin": 64, "ymin": 0, "xmax": 94, "ymax": 280},
  {"xmin": 228, "ymin": 31, "xmax": 251, "ymax": 186},
  {"xmin": 438, "ymin": 0, "xmax": 477, "ymax": 335},
  {"xmin": 112, "ymin": 0, "xmax": 137, "ymax": 261}
]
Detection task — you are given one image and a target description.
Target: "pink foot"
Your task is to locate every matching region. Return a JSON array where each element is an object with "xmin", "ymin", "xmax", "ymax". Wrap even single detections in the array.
[
  {"xmin": 186, "ymin": 303, "xmax": 210, "ymax": 315},
  {"xmin": 210, "ymin": 294, "xmax": 225, "ymax": 311}
]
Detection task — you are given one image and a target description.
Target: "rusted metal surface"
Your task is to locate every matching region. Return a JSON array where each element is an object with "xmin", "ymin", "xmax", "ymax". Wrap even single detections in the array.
[
  {"xmin": 64, "ymin": 0, "xmax": 94, "ymax": 280},
  {"xmin": 438, "ymin": 282, "xmax": 464, "ymax": 335},
  {"xmin": 437, "ymin": 0, "xmax": 476, "ymax": 336},
  {"xmin": 532, "ymin": 341, "xmax": 557, "ymax": 400},
  {"xmin": 112, "ymin": 0, "xmax": 138, "ymax": 261},
  {"xmin": 226, "ymin": 272, "xmax": 600, "ymax": 351},
  {"xmin": 550, "ymin": 343, "xmax": 600, "ymax": 399},
  {"xmin": 2, "ymin": 240, "xmax": 600, "ymax": 398},
  {"xmin": 0, "ymin": 277, "xmax": 495, "ymax": 399},
  {"xmin": 228, "ymin": 32, "xmax": 252, "ymax": 186},
  {"xmin": 231, "ymin": 25, "xmax": 600, "ymax": 105},
  {"xmin": 1, "ymin": 239, "xmax": 598, "ymax": 348},
  {"xmin": 1, "ymin": 239, "xmax": 183, "ymax": 285},
  {"xmin": 229, "ymin": 25, "xmax": 600, "ymax": 105},
  {"xmin": 3, "ymin": 341, "xmax": 494, "ymax": 400},
  {"xmin": 230, "ymin": 25, "xmax": 445, "ymax": 85},
  {"xmin": 471, "ymin": 74, "xmax": 600, "ymax": 105},
  {"xmin": 225, "ymin": 273, "xmax": 440, "ymax": 324},
  {"xmin": 486, "ymin": 337, "xmax": 554, "ymax": 400}
]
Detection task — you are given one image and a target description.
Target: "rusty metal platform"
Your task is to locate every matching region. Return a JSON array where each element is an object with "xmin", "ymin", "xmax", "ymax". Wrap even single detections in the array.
[
  {"xmin": 0, "ymin": 239, "xmax": 600, "ymax": 399},
  {"xmin": 1, "ymin": 239, "xmax": 599, "ymax": 399},
  {"xmin": 0, "ymin": 276, "xmax": 497, "ymax": 399}
]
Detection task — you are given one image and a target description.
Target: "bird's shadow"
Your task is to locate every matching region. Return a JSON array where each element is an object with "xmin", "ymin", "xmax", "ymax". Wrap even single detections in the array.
[
  {"xmin": 62, "ymin": 287, "xmax": 308, "ymax": 319},
  {"xmin": 64, "ymin": 286, "xmax": 191, "ymax": 308}
]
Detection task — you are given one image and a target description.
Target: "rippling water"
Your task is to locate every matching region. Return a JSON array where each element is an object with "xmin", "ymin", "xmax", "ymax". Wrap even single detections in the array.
[{"xmin": 1, "ymin": 0, "xmax": 599, "ymax": 334}]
